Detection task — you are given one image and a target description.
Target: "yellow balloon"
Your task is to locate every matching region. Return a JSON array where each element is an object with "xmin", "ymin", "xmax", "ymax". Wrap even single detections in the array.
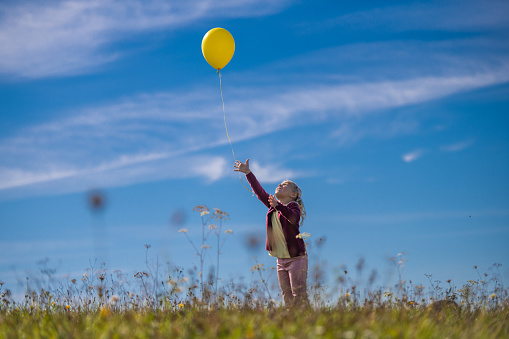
[{"xmin": 202, "ymin": 28, "xmax": 235, "ymax": 70}]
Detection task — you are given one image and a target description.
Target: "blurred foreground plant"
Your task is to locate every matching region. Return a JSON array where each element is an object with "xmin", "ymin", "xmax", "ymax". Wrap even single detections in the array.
[{"xmin": 178, "ymin": 205, "xmax": 232, "ymax": 302}]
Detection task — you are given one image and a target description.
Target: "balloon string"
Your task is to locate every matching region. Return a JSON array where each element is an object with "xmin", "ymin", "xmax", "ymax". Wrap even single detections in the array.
[{"xmin": 218, "ymin": 70, "xmax": 253, "ymax": 194}]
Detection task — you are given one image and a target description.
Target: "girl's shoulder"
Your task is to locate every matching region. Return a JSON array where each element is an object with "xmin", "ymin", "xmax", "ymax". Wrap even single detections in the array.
[{"xmin": 284, "ymin": 201, "xmax": 300, "ymax": 209}]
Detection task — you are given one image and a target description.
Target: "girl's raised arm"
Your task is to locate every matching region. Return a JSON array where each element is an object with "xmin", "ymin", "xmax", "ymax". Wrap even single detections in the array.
[{"xmin": 234, "ymin": 159, "xmax": 271, "ymax": 208}]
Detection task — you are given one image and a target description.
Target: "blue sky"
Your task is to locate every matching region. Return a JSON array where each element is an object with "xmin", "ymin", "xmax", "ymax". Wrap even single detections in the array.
[{"xmin": 1, "ymin": 0, "xmax": 508, "ymax": 300}]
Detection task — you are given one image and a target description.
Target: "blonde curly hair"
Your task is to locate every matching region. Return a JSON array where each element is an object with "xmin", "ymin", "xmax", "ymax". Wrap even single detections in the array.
[{"xmin": 281, "ymin": 180, "xmax": 306, "ymax": 226}]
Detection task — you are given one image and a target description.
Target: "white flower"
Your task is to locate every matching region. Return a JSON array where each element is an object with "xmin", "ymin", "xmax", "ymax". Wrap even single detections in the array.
[
  {"xmin": 178, "ymin": 228, "xmax": 189, "ymax": 233},
  {"xmin": 296, "ymin": 232, "xmax": 311, "ymax": 240},
  {"xmin": 201, "ymin": 211, "xmax": 210, "ymax": 216},
  {"xmin": 208, "ymin": 224, "xmax": 217, "ymax": 230},
  {"xmin": 109, "ymin": 295, "xmax": 120, "ymax": 305},
  {"xmin": 225, "ymin": 229, "xmax": 233, "ymax": 234}
]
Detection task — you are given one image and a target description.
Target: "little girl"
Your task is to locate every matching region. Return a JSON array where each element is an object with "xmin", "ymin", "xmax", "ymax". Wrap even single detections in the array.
[{"xmin": 234, "ymin": 159, "xmax": 308, "ymax": 308}]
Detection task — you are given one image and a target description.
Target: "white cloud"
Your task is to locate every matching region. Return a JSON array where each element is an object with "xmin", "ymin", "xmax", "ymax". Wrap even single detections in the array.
[
  {"xmin": 1, "ymin": 68, "xmax": 508, "ymax": 197},
  {"xmin": 440, "ymin": 140, "xmax": 474, "ymax": 152},
  {"xmin": 0, "ymin": 153, "xmax": 236, "ymax": 200},
  {"xmin": 0, "ymin": 167, "xmax": 79, "ymax": 190},
  {"xmin": 0, "ymin": 0, "xmax": 292, "ymax": 78},
  {"xmin": 192, "ymin": 156, "xmax": 228, "ymax": 182},
  {"xmin": 402, "ymin": 149, "xmax": 425, "ymax": 163},
  {"xmin": 250, "ymin": 161, "xmax": 298, "ymax": 183}
]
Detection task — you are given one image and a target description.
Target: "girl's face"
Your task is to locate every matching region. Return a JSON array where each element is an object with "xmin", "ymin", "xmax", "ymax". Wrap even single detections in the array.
[{"xmin": 275, "ymin": 181, "xmax": 297, "ymax": 201}]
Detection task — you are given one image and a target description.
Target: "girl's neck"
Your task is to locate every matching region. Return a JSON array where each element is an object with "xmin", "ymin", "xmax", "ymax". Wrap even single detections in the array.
[{"xmin": 279, "ymin": 197, "xmax": 294, "ymax": 205}]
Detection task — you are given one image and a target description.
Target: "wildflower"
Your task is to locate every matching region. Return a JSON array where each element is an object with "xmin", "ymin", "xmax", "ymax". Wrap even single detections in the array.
[
  {"xmin": 178, "ymin": 302, "xmax": 184, "ymax": 308},
  {"xmin": 201, "ymin": 210, "xmax": 210, "ymax": 216},
  {"xmin": 71, "ymin": 279, "xmax": 76, "ymax": 284},
  {"xmin": 250, "ymin": 263, "xmax": 264, "ymax": 272},
  {"xmin": 296, "ymin": 232, "xmax": 311, "ymax": 240},
  {"xmin": 109, "ymin": 295, "xmax": 120, "ymax": 305},
  {"xmin": 100, "ymin": 306, "xmax": 112, "ymax": 318},
  {"xmin": 52, "ymin": 302, "xmax": 57, "ymax": 306},
  {"xmin": 180, "ymin": 277, "xmax": 189, "ymax": 283},
  {"xmin": 225, "ymin": 229, "xmax": 233, "ymax": 234},
  {"xmin": 178, "ymin": 228, "xmax": 189, "ymax": 233},
  {"xmin": 345, "ymin": 293, "xmax": 350, "ymax": 298},
  {"xmin": 490, "ymin": 294, "xmax": 496, "ymax": 299},
  {"xmin": 201, "ymin": 245, "xmax": 211, "ymax": 249},
  {"xmin": 213, "ymin": 208, "xmax": 229, "ymax": 220},
  {"xmin": 208, "ymin": 224, "xmax": 217, "ymax": 230},
  {"xmin": 193, "ymin": 205, "xmax": 209, "ymax": 214},
  {"xmin": 65, "ymin": 305, "xmax": 71, "ymax": 310},
  {"xmin": 175, "ymin": 287, "xmax": 184, "ymax": 293}
]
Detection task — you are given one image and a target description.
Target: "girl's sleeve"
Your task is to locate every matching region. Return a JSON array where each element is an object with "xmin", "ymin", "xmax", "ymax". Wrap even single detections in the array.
[
  {"xmin": 276, "ymin": 202, "xmax": 301, "ymax": 226},
  {"xmin": 246, "ymin": 172, "xmax": 271, "ymax": 208}
]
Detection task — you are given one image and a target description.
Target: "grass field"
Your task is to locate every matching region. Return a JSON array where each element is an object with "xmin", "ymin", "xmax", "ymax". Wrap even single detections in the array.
[
  {"xmin": 1, "ymin": 299, "xmax": 507, "ymax": 338},
  {"xmin": 1, "ymin": 258, "xmax": 507, "ymax": 339}
]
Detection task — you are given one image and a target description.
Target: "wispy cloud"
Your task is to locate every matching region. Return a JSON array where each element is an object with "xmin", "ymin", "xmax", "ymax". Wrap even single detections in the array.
[
  {"xmin": 402, "ymin": 149, "xmax": 425, "ymax": 163},
  {"xmin": 250, "ymin": 161, "xmax": 299, "ymax": 184},
  {"xmin": 0, "ymin": 0, "xmax": 292, "ymax": 78},
  {"xmin": 1, "ymin": 66, "xmax": 508, "ymax": 198},
  {"xmin": 440, "ymin": 140, "xmax": 475, "ymax": 152},
  {"xmin": 192, "ymin": 156, "xmax": 228, "ymax": 182}
]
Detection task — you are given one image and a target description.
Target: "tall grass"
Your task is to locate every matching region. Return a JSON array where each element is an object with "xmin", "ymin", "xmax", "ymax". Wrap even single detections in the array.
[{"xmin": 1, "ymin": 205, "xmax": 507, "ymax": 338}]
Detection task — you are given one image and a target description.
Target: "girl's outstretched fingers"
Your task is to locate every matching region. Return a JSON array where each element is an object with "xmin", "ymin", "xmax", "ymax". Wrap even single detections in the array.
[
  {"xmin": 234, "ymin": 159, "xmax": 250, "ymax": 174},
  {"xmin": 233, "ymin": 160, "xmax": 241, "ymax": 171}
]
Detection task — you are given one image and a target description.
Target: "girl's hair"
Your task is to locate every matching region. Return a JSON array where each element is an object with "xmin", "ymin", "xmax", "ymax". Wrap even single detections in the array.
[{"xmin": 281, "ymin": 180, "xmax": 306, "ymax": 226}]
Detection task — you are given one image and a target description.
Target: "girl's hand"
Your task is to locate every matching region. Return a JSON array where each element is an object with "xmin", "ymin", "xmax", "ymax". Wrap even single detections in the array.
[
  {"xmin": 268, "ymin": 195, "xmax": 279, "ymax": 208},
  {"xmin": 234, "ymin": 159, "xmax": 251, "ymax": 174}
]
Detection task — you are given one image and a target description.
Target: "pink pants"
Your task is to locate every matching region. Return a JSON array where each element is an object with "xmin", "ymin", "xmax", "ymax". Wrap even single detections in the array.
[{"xmin": 277, "ymin": 255, "xmax": 308, "ymax": 308}]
